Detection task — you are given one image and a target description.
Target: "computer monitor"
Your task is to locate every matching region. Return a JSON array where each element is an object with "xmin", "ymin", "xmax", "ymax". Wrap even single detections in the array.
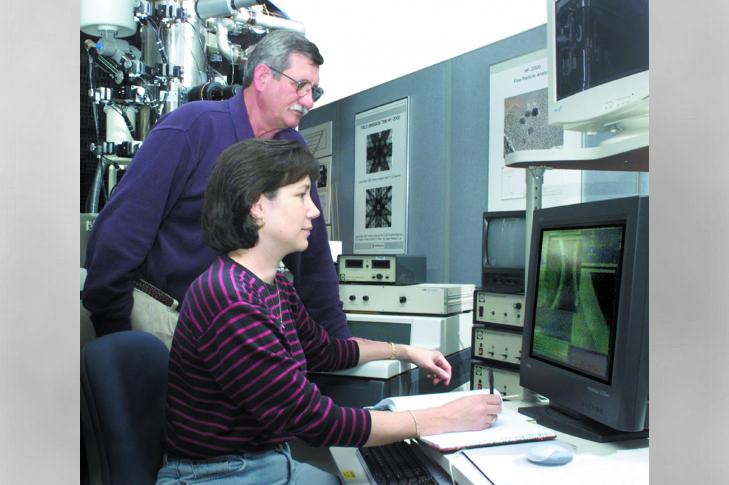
[
  {"xmin": 547, "ymin": 0, "xmax": 649, "ymax": 140},
  {"xmin": 519, "ymin": 196, "xmax": 648, "ymax": 442},
  {"xmin": 481, "ymin": 211, "xmax": 526, "ymax": 294}
]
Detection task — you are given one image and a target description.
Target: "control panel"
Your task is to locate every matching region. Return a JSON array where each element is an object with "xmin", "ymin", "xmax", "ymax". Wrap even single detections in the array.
[
  {"xmin": 340, "ymin": 283, "xmax": 473, "ymax": 315},
  {"xmin": 471, "ymin": 326, "xmax": 522, "ymax": 366},
  {"xmin": 337, "ymin": 255, "xmax": 426, "ymax": 285},
  {"xmin": 474, "ymin": 290, "xmax": 525, "ymax": 327}
]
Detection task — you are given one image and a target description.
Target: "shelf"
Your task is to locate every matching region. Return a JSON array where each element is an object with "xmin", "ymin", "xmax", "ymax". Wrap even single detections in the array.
[{"xmin": 505, "ymin": 133, "xmax": 649, "ymax": 172}]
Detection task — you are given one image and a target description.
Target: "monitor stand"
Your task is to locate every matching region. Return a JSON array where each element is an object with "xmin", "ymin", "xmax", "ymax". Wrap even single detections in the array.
[{"xmin": 518, "ymin": 403, "xmax": 648, "ymax": 443}]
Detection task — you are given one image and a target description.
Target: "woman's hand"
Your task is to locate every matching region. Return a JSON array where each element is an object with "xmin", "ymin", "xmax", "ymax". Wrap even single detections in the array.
[
  {"xmin": 437, "ymin": 394, "xmax": 503, "ymax": 432},
  {"xmin": 403, "ymin": 346, "xmax": 452, "ymax": 386}
]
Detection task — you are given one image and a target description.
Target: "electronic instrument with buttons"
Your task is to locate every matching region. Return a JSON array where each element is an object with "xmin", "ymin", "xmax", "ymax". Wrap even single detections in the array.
[
  {"xmin": 471, "ymin": 325, "xmax": 522, "ymax": 365},
  {"xmin": 336, "ymin": 254, "xmax": 426, "ymax": 285},
  {"xmin": 340, "ymin": 283, "xmax": 474, "ymax": 315},
  {"xmin": 473, "ymin": 288, "xmax": 525, "ymax": 327}
]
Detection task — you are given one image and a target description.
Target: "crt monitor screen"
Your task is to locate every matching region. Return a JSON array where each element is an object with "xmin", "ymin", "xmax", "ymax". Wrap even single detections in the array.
[
  {"xmin": 519, "ymin": 196, "xmax": 648, "ymax": 442},
  {"xmin": 483, "ymin": 212, "xmax": 526, "ymax": 269},
  {"xmin": 554, "ymin": 0, "xmax": 649, "ymax": 101},
  {"xmin": 482, "ymin": 211, "xmax": 526, "ymax": 293},
  {"xmin": 531, "ymin": 224, "xmax": 624, "ymax": 382}
]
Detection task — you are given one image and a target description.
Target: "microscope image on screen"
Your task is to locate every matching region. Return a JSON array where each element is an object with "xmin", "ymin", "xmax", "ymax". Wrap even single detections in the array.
[{"xmin": 532, "ymin": 226, "xmax": 623, "ymax": 381}]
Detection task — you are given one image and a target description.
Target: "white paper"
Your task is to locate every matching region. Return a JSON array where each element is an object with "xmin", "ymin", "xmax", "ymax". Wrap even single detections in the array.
[
  {"xmin": 370, "ymin": 389, "xmax": 500, "ymax": 412},
  {"xmin": 370, "ymin": 390, "xmax": 556, "ymax": 452}
]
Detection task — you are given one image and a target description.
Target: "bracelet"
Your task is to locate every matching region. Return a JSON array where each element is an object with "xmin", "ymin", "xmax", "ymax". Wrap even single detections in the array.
[
  {"xmin": 407, "ymin": 410, "xmax": 420, "ymax": 438},
  {"xmin": 388, "ymin": 342, "xmax": 398, "ymax": 360}
]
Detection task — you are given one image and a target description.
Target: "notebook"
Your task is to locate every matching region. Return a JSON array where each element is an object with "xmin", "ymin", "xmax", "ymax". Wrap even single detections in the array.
[{"xmin": 369, "ymin": 389, "xmax": 556, "ymax": 452}]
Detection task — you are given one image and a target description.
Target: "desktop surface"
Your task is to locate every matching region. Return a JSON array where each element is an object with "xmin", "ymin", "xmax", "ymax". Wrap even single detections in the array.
[{"xmin": 330, "ymin": 399, "xmax": 648, "ymax": 485}]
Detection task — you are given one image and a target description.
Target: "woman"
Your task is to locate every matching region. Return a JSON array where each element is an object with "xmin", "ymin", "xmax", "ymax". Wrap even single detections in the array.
[{"xmin": 156, "ymin": 139, "xmax": 502, "ymax": 484}]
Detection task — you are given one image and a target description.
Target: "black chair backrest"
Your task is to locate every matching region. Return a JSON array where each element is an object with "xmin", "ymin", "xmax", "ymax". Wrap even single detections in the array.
[{"xmin": 81, "ymin": 331, "xmax": 169, "ymax": 485}]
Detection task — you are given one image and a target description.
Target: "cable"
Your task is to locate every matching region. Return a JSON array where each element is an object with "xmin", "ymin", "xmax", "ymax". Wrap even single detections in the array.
[
  {"xmin": 87, "ymin": 53, "xmax": 101, "ymax": 145},
  {"xmin": 147, "ymin": 18, "xmax": 169, "ymax": 65},
  {"xmin": 158, "ymin": 89, "xmax": 169, "ymax": 117},
  {"xmin": 85, "ymin": 156, "xmax": 112, "ymax": 213},
  {"xmin": 109, "ymin": 103, "xmax": 137, "ymax": 140}
]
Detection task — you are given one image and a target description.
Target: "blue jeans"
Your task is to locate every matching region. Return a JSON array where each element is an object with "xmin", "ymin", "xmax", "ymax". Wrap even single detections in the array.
[{"xmin": 155, "ymin": 443, "xmax": 342, "ymax": 485}]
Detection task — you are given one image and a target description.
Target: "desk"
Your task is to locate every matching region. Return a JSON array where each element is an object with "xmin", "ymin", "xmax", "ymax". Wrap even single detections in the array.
[{"xmin": 329, "ymin": 400, "xmax": 648, "ymax": 484}]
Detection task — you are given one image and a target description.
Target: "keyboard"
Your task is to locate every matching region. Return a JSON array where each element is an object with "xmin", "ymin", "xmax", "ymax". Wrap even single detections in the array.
[{"xmin": 356, "ymin": 440, "xmax": 451, "ymax": 485}]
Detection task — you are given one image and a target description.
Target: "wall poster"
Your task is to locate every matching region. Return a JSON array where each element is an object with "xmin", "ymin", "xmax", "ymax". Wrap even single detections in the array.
[
  {"xmin": 300, "ymin": 121, "xmax": 334, "ymax": 235},
  {"xmin": 488, "ymin": 49, "xmax": 582, "ymax": 211},
  {"xmin": 300, "ymin": 121, "xmax": 332, "ymax": 158},
  {"xmin": 353, "ymin": 98, "xmax": 409, "ymax": 254}
]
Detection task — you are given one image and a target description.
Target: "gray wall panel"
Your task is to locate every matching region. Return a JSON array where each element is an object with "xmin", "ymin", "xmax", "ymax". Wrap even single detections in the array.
[{"xmin": 449, "ymin": 26, "xmax": 546, "ymax": 285}]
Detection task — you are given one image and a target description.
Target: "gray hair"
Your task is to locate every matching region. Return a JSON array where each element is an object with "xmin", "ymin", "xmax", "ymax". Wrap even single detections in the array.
[{"xmin": 242, "ymin": 30, "xmax": 324, "ymax": 88}]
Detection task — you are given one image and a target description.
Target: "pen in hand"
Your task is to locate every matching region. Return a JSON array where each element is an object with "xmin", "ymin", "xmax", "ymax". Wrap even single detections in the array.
[{"xmin": 488, "ymin": 366, "xmax": 494, "ymax": 394}]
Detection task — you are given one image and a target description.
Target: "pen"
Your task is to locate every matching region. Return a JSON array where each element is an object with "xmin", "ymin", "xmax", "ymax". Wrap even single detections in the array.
[{"xmin": 488, "ymin": 367, "xmax": 494, "ymax": 394}]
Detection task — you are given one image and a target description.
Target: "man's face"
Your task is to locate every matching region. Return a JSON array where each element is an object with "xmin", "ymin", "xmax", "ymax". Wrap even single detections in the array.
[{"xmin": 264, "ymin": 53, "xmax": 320, "ymax": 130}]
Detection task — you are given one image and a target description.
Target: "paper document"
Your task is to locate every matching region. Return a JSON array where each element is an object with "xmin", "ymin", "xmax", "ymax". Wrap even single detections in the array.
[{"xmin": 369, "ymin": 390, "xmax": 556, "ymax": 452}]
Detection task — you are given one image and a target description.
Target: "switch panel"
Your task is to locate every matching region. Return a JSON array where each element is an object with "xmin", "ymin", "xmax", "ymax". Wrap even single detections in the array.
[
  {"xmin": 474, "ymin": 289, "xmax": 524, "ymax": 327},
  {"xmin": 471, "ymin": 326, "xmax": 522, "ymax": 366}
]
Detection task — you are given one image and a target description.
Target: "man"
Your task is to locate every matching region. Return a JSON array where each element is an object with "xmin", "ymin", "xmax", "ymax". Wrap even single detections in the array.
[{"xmin": 82, "ymin": 30, "xmax": 351, "ymax": 347}]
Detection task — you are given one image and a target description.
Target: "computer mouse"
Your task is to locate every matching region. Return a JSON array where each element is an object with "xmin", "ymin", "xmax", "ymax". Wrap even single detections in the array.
[{"xmin": 526, "ymin": 441, "xmax": 575, "ymax": 466}]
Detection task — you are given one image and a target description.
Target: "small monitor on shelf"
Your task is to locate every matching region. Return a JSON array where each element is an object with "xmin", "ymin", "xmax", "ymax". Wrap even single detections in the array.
[
  {"xmin": 519, "ymin": 196, "xmax": 648, "ymax": 442},
  {"xmin": 481, "ymin": 211, "xmax": 526, "ymax": 294}
]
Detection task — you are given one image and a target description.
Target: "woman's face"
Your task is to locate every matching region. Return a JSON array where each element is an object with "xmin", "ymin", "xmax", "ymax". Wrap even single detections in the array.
[{"xmin": 256, "ymin": 175, "xmax": 320, "ymax": 255}]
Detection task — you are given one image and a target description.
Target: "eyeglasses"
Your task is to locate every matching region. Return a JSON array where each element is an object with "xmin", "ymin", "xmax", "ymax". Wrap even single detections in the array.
[{"xmin": 267, "ymin": 66, "xmax": 324, "ymax": 102}]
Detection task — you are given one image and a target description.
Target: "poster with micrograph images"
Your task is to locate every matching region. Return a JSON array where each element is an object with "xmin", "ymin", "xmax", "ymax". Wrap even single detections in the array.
[
  {"xmin": 488, "ymin": 49, "xmax": 582, "ymax": 211},
  {"xmin": 353, "ymin": 98, "xmax": 409, "ymax": 254}
]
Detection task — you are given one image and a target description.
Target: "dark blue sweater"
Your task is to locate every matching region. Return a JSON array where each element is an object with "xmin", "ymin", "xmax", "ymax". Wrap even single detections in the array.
[{"xmin": 82, "ymin": 90, "xmax": 350, "ymax": 338}]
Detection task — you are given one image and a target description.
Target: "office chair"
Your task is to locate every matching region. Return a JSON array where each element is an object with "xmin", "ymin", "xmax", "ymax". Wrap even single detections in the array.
[{"xmin": 81, "ymin": 331, "xmax": 169, "ymax": 485}]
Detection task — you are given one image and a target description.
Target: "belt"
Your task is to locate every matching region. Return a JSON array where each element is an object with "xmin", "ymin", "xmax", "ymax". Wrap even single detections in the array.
[{"xmin": 134, "ymin": 279, "xmax": 179, "ymax": 310}]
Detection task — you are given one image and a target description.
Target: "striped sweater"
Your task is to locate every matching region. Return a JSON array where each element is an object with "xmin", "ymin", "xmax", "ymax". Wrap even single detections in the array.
[{"xmin": 163, "ymin": 255, "xmax": 372, "ymax": 458}]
